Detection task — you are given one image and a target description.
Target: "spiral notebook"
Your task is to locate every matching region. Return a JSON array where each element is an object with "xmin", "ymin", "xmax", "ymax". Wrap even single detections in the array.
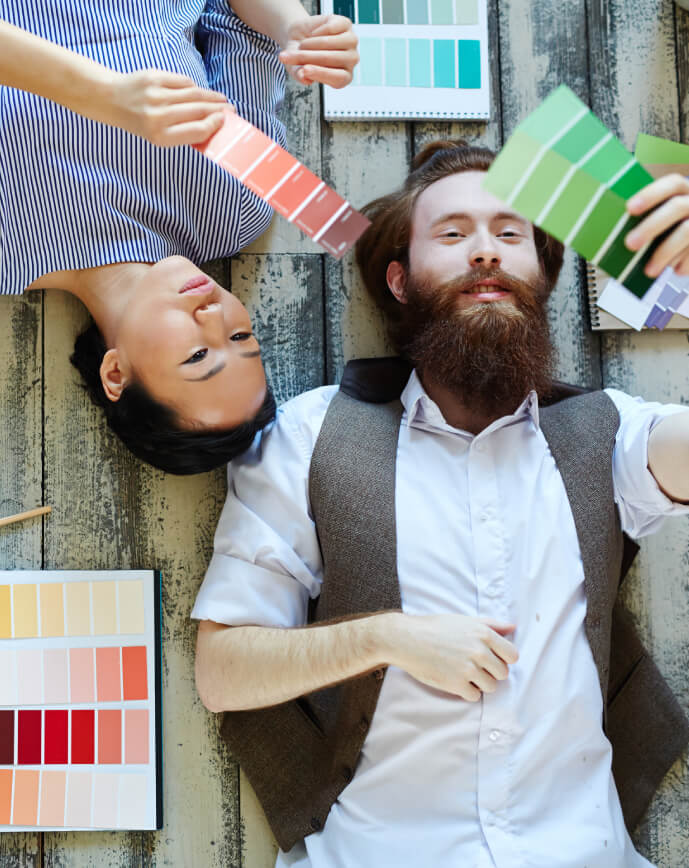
[{"xmin": 322, "ymin": 0, "xmax": 490, "ymax": 120}]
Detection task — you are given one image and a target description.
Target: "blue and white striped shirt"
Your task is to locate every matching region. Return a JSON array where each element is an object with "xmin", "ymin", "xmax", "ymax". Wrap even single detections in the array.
[{"xmin": 0, "ymin": 0, "xmax": 287, "ymax": 295}]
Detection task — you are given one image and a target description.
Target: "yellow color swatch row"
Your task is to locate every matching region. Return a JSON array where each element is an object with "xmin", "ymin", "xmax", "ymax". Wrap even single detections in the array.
[{"xmin": 0, "ymin": 581, "xmax": 145, "ymax": 639}]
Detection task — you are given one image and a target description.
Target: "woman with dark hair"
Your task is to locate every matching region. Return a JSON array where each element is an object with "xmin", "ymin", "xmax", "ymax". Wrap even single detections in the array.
[{"xmin": 0, "ymin": 1, "xmax": 358, "ymax": 474}]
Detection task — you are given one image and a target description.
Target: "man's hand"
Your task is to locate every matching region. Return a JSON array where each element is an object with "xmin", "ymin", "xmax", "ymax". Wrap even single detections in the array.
[
  {"xmin": 625, "ymin": 174, "xmax": 689, "ymax": 277},
  {"xmin": 383, "ymin": 613, "xmax": 518, "ymax": 701},
  {"xmin": 279, "ymin": 14, "xmax": 359, "ymax": 89},
  {"xmin": 104, "ymin": 70, "xmax": 230, "ymax": 147}
]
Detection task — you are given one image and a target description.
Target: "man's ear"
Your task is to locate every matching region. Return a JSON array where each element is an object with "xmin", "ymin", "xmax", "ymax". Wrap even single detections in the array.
[
  {"xmin": 386, "ymin": 260, "xmax": 408, "ymax": 303},
  {"xmin": 100, "ymin": 349, "xmax": 129, "ymax": 403}
]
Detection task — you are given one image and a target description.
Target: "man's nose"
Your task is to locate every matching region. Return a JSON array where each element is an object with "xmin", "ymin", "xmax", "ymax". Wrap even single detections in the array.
[{"xmin": 469, "ymin": 233, "xmax": 501, "ymax": 269}]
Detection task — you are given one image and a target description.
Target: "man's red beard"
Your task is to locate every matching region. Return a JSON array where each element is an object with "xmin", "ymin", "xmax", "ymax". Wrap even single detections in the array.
[{"xmin": 394, "ymin": 266, "xmax": 556, "ymax": 420}]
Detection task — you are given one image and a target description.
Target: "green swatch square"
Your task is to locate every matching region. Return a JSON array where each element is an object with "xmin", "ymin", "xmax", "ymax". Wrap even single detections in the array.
[
  {"xmin": 552, "ymin": 113, "xmax": 609, "ymax": 164},
  {"xmin": 580, "ymin": 137, "xmax": 632, "ymax": 186},
  {"xmin": 635, "ymin": 133, "xmax": 689, "ymax": 165},
  {"xmin": 382, "ymin": 0, "xmax": 404, "ymax": 23},
  {"xmin": 610, "ymin": 162, "xmax": 654, "ymax": 199},
  {"xmin": 482, "ymin": 130, "xmax": 542, "ymax": 202},
  {"xmin": 519, "ymin": 86, "xmax": 587, "ymax": 146},
  {"xmin": 540, "ymin": 171, "xmax": 601, "ymax": 241},
  {"xmin": 513, "ymin": 148, "xmax": 572, "ymax": 220},
  {"xmin": 623, "ymin": 259, "xmax": 654, "ymax": 298},
  {"xmin": 597, "ymin": 215, "xmax": 641, "ymax": 277},
  {"xmin": 571, "ymin": 189, "xmax": 627, "ymax": 260},
  {"xmin": 358, "ymin": 0, "xmax": 380, "ymax": 23}
]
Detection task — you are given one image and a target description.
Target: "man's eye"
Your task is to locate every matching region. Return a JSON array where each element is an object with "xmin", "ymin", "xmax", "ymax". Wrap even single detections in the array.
[
  {"xmin": 500, "ymin": 230, "xmax": 519, "ymax": 238},
  {"xmin": 230, "ymin": 332, "xmax": 252, "ymax": 341},
  {"xmin": 441, "ymin": 230, "xmax": 461, "ymax": 238},
  {"xmin": 183, "ymin": 348, "xmax": 208, "ymax": 364}
]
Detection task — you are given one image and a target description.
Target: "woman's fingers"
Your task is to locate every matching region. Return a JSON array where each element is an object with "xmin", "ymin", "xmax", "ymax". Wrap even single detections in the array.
[
  {"xmin": 627, "ymin": 173, "xmax": 689, "ymax": 216},
  {"xmin": 157, "ymin": 111, "xmax": 226, "ymax": 147},
  {"xmin": 296, "ymin": 65, "xmax": 353, "ymax": 89},
  {"xmin": 642, "ymin": 219, "xmax": 689, "ymax": 277}
]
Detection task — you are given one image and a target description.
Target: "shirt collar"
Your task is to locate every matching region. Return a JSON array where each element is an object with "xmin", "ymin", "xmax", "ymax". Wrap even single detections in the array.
[{"xmin": 400, "ymin": 369, "xmax": 540, "ymax": 434}]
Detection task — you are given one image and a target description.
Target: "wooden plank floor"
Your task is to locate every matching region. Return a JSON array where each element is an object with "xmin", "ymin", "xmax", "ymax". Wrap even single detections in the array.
[{"xmin": 1, "ymin": 0, "xmax": 688, "ymax": 865}]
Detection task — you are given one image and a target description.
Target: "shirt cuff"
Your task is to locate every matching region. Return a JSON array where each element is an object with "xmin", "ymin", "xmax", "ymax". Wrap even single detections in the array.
[{"xmin": 191, "ymin": 552, "xmax": 310, "ymax": 628}]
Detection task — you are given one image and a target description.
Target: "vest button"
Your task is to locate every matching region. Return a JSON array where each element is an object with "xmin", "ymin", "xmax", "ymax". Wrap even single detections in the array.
[
  {"xmin": 372, "ymin": 668, "xmax": 384, "ymax": 681},
  {"xmin": 359, "ymin": 716, "xmax": 369, "ymax": 733},
  {"xmin": 342, "ymin": 765, "xmax": 353, "ymax": 782},
  {"xmin": 310, "ymin": 817, "xmax": 322, "ymax": 831}
]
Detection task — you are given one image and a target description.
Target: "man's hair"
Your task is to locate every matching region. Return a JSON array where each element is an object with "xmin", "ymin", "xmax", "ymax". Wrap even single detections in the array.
[
  {"xmin": 70, "ymin": 322, "xmax": 276, "ymax": 475},
  {"xmin": 355, "ymin": 139, "xmax": 565, "ymax": 344}
]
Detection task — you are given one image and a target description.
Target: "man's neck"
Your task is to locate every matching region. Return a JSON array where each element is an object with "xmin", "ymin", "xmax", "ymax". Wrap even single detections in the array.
[
  {"xmin": 417, "ymin": 369, "xmax": 519, "ymax": 435},
  {"xmin": 26, "ymin": 262, "xmax": 151, "ymax": 345}
]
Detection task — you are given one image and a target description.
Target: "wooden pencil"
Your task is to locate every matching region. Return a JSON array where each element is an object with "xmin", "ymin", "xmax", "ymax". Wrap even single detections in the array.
[{"xmin": 0, "ymin": 505, "xmax": 52, "ymax": 528}]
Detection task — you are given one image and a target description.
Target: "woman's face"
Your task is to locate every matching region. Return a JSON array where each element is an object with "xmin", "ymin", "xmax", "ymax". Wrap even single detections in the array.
[{"xmin": 106, "ymin": 257, "xmax": 267, "ymax": 429}]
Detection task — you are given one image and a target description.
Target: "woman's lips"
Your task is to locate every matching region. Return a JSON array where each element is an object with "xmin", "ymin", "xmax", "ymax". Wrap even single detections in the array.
[{"xmin": 179, "ymin": 275, "xmax": 215, "ymax": 295}]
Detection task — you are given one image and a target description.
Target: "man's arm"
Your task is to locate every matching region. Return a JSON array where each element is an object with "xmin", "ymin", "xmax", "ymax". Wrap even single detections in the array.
[
  {"xmin": 229, "ymin": 0, "xmax": 358, "ymax": 88},
  {"xmin": 0, "ymin": 19, "xmax": 228, "ymax": 146},
  {"xmin": 647, "ymin": 411, "xmax": 689, "ymax": 503},
  {"xmin": 195, "ymin": 612, "xmax": 518, "ymax": 712}
]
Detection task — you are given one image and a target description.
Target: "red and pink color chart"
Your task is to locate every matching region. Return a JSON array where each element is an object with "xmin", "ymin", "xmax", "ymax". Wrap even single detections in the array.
[
  {"xmin": 195, "ymin": 108, "xmax": 371, "ymax": 259},
  {"xmin": 0, "ymin": 571, "xmax": 162, "ymax": 831}
]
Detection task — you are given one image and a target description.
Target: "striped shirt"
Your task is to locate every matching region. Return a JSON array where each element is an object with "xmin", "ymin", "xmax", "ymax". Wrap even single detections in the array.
[{"xmin": 0, "ymin": 0, "xmax": 287, "ymax": 295}]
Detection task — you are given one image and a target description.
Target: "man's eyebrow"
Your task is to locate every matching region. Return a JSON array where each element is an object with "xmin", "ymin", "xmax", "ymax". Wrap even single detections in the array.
[
  {"xmin": 184, "ymin": 361, "xmax": 227, "ymax": 382},
  {"xmin": 431, "ymin": 211, "xmax": 529, "ymax": 226}
]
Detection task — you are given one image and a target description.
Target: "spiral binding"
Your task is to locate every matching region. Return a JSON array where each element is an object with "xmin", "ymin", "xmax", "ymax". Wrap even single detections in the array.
[
  {"xmin": 586, "ymin": 263, "xmax": 601, "ymax": 330},
  {"xmin": 325, "ymin": 110, "xmax": 490, "ymax": 119}
]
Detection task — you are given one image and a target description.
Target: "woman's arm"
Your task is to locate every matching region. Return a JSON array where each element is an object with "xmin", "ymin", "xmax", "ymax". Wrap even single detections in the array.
[
  {"xmin": 230, "ymin": 0, "xmax": 359, "ymax": 88},
  {"xmin": 0, "ymin": 18, "xmax": 229, "ymax": 146}
]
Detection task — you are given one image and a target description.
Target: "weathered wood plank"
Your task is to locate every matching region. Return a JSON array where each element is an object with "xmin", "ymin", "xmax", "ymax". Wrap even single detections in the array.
[
  {"xmin": 322, "ymin": 122, "xmax": 410, "ymax": 381},
  {"xmin": 498, "ymin": 0, "xmax": 600, "ymax": 389},
  {"xmin": 230, "ymin": 254, "xmax": 325, "ymax": 404},
  {"xmin": 0, "ymin": 292, "xmax": 42, "ymax": 868},
  {"xmin": 589, "ymin": 0, "xmax": 689, "ymax": 864}
]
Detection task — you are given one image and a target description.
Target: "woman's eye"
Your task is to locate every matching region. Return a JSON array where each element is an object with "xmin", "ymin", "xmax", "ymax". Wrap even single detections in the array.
[
  {"xmin": 230, "ymin": 332, "xmax": 252, "ymax": 342},
  {"xmin": 184, "ymin": 348, "xmax": 208, "ymax": 364}
]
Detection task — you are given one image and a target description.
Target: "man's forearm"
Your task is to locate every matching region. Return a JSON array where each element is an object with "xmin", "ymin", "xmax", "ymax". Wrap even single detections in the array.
[
  {"xmin": 195, "ymin": 615, "xmax": 391, "ymax": 712},
  {"xmin": 229, "ymin": 0, "xmax": 310, "ymax": 49},
  {"xmin": 0, "ymin": 20, "xmax": 114, "ymax": 117},
  {"xmin": 647, "ymin": 411, "xmax": 689, "ymax": 502}
]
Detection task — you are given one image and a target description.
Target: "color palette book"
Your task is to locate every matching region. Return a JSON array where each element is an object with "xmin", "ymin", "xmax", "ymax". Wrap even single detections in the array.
[
  {"xmin": 482, "ymin": 85, "xmax": 660, "ymax": 299},
  {"xmin": 0, "ymin": 570, "xmax": 162, "ymax": 831},
  {"xmin": 195, "ymin": 108, "xmax": 370, "ymax": 259},
  {"xmin": 321, "ymin": 0, "xmax": 489, "ymax": 120},
  {"xmin": 592, "ymin": 133, "xmax": 689, "ymax": 330}
]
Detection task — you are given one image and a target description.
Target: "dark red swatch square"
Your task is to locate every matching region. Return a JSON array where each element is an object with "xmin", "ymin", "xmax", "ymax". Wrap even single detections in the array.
[
  {"xmin": 17, "ymin": 710, "xmax": 41, "ymax": 764},
  {"xmin": 0, "ymin": 710, "xmax": 14, "ymax": 765},
  {"xmin": 71, "ymin": 709, "xmax": 94, "ymax": 764},
  {"xmin": 44, "ymin": 710, "xmax": 68, "ymax": 764}
]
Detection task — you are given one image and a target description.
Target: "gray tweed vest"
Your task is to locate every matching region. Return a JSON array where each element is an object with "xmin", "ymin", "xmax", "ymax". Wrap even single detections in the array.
[{"xmin": 220, "ymin": 358, "xmax": 689, "ymax": 853}]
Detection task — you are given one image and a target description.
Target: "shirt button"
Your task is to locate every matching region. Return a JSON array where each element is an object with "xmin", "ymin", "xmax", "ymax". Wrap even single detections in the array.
[
  {"xmin": 359, "ymin": 716, "xmax": 370, "ymax": 734},
  {"xmin": 489, "ymin": 730, "xmax": 500, "ymax": 742},
  {"xmin": 372, "ymin": 668, "xmax": 385, "ymax": 681},
  {"xmin": 474, "ymin": 442, "xmax": 484, "ymax": 453},
  {"xmin": 310, "ymin": 817, "xmax": 322, "ymax": 831},
  {"xmin": 341, "ymin": 765, "xmax": 354, "ymax": 783}
]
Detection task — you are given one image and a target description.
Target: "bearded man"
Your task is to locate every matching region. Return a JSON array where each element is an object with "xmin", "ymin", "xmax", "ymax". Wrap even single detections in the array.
[{"xmin": 192, "ymin": 140, "xmax": 689, "ymax": 868}]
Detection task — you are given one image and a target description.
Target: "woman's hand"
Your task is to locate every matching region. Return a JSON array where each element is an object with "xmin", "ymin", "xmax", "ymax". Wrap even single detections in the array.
[
  {"xmin": 279, "ymin": 14, "xmax": 359, "ymax": 89},
  {"xmin": 104, "ymin": 69, "xmax": 231, "ymax": 147},
  {"xmin": 625, "ymin": 173, "xmax": 689, "ymax": 277}
]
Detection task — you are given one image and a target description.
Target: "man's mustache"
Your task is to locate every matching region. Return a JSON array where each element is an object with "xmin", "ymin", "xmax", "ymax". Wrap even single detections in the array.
[{"xmin": 428, "ymin": 266, "xmax": 545, "ymax": 309}]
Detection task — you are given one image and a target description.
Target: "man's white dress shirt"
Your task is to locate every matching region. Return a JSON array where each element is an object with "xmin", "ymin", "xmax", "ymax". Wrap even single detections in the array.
[{"xmin": 192, "ymin": 372, "xmax": 689, "ymax": 868}]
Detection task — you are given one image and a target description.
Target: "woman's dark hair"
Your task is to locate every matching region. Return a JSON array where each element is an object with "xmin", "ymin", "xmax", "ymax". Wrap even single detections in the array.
[
  {"xmin": 355, "ymin": 139, "xmax": 565, "ymax": 337},
  {"xmin": 70, "ymin": 323, "xmax": 276, "ymax": 475}
]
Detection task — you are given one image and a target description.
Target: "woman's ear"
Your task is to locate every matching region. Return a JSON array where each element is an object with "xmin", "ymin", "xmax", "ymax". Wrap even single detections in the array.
[
  {"xmin": 100, "ymin": 349, "xmax": 129, "ymax": 403},
  {"xmin": 386, "ymin": 261, "xmax": 408, "ymax": 303}
]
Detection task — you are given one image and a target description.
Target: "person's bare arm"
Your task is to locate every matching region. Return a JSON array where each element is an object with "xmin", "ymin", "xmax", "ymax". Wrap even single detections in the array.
[
  {"xmin": 647, "ymin": 411, "xmax": 689, "ymax": 502},
  {"xmin": 230, "ymin": 0, "xmax": 358, "ymax": 88},
  {"xmin": 195, "ymin": 612, "xmax": 518, "ymax": 712},
  {"xmin": 0, "ymin": 19, "xmax": 228, "ymax": 146}
]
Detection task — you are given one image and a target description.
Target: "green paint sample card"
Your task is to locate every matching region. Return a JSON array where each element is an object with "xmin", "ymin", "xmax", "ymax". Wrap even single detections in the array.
[{"xmin": 483, "ymin": 86, "xmax": 656, "ymax": 297}]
